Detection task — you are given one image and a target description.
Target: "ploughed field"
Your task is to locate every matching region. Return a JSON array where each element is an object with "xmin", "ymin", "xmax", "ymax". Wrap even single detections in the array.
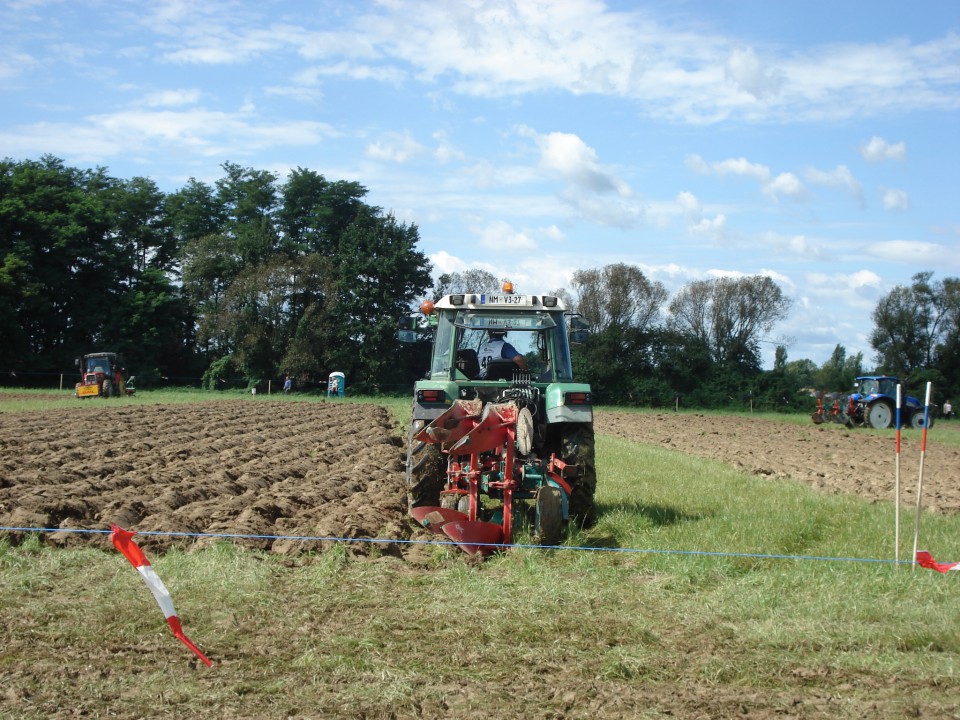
[
  {"xmin": 595, "ymin": 410, "xmax": 960, "ymax": 516},
  {"xmin": 0, "ymin": 401, "xmax": 412, "ymax": 555},
  {"xmin": 2, "ymin": 401, "xmax": 959, "ymax": 555}
]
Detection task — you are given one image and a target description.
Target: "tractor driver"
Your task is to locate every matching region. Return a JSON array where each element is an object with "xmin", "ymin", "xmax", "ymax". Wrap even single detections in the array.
[{"xmin": 478, "ymin": 329, "xmax": 528, "ymax": 379}]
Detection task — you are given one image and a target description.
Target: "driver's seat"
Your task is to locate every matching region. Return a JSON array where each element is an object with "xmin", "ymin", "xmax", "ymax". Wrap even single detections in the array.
[{"xmin": 482, "ymin": 360, "xmax": 518, "ymax": 381}]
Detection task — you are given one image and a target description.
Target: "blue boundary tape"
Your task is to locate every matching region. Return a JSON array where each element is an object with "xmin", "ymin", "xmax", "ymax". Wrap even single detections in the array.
[{"xmin": 0, "ymin": 525, "xmax": 912, "ymax": 566}]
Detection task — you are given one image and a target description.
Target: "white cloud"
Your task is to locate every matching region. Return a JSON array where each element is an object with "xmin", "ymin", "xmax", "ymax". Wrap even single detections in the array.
[
  {"xmin": 429, "ymin": 250, "xmax": 468, "ymax": 274},
  {"xmin": 865, "ymin": 240, "xmax": 948, "ymax": 264},
  {"xmin": 806, "ymin": 269, "xmax": 884, "ymax": 309},
  {"xmin": 292, "ymin": 62, "xmax": 405, "ymax": 85},
  {"xmin": 120, "ymin": 1, "xmax": 960, "ymax": 126},
  {"xmin": 690, "ymin": 214, "xmax": 727, "ymax": 236},
  {"xmin": 761, "ymin": 231, "xmax": 831, "ymax": 261},
  {"xmin": 881, "ymin": 187, "xmax": 909, "ymax": 211},
  {"xmin": 765, "ymin": 172, "xmax": 806, "ymax": 200},
  {"xmin": 804, "ymin": 165, "xmax": 864, "ymax": 207},
  {"xmin": 675, "ymin": 191, "xmax": 725, "ymax": 238},
  {"xmin": 0, "ymin": 48, "xmax": 41, "ymax": 79},
  {"xmin": 676, "ymin": 191, "xmax": 701, "ymax": 217},
  {"xmin": 475, "ymin": 220, "xmax": 538, "ymax": 253},
  {"xmin": 0, "ymin": 110, "xmax": 338, "ymax": 161},
  {"xmin": 516, "ymin": 125, "xmax": 643, "ymax": 227},
  {"xmin": 684, "ymin": 153, "xmax": 711, "ymax": 175},
  {"xmin": 758, "ymin": 268, "xmax": 793, "ymax": 288},
  {"xmin": 860, "ymin": 136, "xmax": 906, "ymax": 162},
  {"xmin": 712, "ymin": 156, "xmax": 771, "ymax": 182},
  {"xmin": 524, "ymin": 128, "xmax": 630, "ymax": 195},
  {"xmin": 365, "ymin": 130, "xmax": 424, "ymax": 163},
  {"xmin": 725, "ymin": 47, "xmax": 783, "ymax": 99},
  {"xmin": 142, "ymin": 88, "xmax": 202, "ymax": 107},
  {"xmin": 432, "ymin": 129, "xmax": 465, "ymax": 164},
  {"xmin": 699, "ymin": 155, "xmax": 807, "ymax": 200}
]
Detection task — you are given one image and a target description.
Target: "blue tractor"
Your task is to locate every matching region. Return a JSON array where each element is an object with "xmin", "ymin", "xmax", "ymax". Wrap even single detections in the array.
[{"xmin": 842, "ymin": 376, "xmax": 933, "ymax": 430}]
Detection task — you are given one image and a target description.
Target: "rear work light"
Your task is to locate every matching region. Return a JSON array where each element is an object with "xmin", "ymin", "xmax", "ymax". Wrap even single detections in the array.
[
  {"xmin": 417, "ymin": 389, "xmax": 446, "ymax": 404},
  {"xmin": 564, "ymin": 391, "xmax": 592, "ymax": 405},
  {"xmin": 541, "ymin": 295, "xmax": 558, "ymax": 307}
]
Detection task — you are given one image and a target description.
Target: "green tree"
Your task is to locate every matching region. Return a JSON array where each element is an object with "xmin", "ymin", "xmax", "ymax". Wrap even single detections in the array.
[
  {"xmin": 815, "ymin": 344, "xmax": 862, "ymax": 392},
  {"xmin": 433, "ymin": 269, "xmax": 502, "ymax": 298},
  {"xmin": 111, "ymin": 176, "xmax": 176, "ymax": 279},
  {"xmin": 277, "ymin": 168, "xmax": 366, "ymax": 256},
  {"xmin": 571, "ymin": 263, "xmax": 667, "ymax": 335},
  {"xmin": 870, "ymin": 272, "xmax": 959, "ymax": 380},
  {"xmin": 332, "ymin": 209, "xmax": 432, "ymax": 388},
  {"xmin": 166, "ymin": 178, "xmax": 224, "ymax": 245},
  {"xmin": 669, "ymin": 275, "xmax": 791, "ymax": 370},
  {"xmin": 0, "ymin": 156, "xmax": 122, "ymax": 368}
]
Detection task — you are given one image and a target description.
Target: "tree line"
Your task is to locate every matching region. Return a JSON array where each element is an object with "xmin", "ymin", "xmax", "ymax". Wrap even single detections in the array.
[{"xmin": 1, "ymin": 156, "xmax": 957, "ymax": 408}]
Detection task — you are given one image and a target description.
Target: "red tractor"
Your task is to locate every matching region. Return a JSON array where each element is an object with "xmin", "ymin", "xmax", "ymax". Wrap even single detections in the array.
[{"xmin": 75, "ymin": 352, "xmax": 135, "ymax": 398}]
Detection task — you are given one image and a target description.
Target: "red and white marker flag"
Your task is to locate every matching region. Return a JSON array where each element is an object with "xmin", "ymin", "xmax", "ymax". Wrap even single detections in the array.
[
  {"xmin": 111, "ymin": 524, "xmax": 213, "ymax": 666},
  {"xmin": 916, "ymin": 551, "xmax": 960, "ymax": 574}
]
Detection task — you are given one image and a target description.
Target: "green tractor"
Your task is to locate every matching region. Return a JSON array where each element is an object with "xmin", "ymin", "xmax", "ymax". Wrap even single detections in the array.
[{"xmin": 401, "ymin": 284, "xmax": 595, "ymax": 555}]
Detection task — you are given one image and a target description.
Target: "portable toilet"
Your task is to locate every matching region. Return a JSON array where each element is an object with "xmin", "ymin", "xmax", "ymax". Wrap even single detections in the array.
[{"xmin": 328, "ymin": 371, "xmax": 345, "ymax": 398}]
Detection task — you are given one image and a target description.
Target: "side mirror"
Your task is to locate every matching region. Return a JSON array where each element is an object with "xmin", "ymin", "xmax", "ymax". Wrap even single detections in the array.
[
  {"xmin": 397, "ymin": 330, "xmax": 419, "ymax": 344},
  {"xmin": 566, "ymin": 314, "xmax": 589, "ymax": 344}
]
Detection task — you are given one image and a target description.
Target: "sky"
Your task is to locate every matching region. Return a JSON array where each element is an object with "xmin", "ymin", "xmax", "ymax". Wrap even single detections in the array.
[{"xmin": 2, "ymin": 0, "xmax": 958, "ymax": 369}]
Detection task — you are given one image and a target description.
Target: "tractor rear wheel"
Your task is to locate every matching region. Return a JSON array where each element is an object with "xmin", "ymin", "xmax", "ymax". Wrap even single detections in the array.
[
  {"xmin": 559, "ymin": 424, "xmax": 597, "ymax": 527},
  {"xmin": 866, "ymin": 400, "xmax": 893, "ymax": 429},
  {"xmin": 405, "ymin": 416, "xmax": 446, "ymax": 511}
]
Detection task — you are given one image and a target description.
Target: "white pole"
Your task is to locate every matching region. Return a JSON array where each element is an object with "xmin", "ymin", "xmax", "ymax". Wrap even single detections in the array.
[
  {"xmin": 911, "ymin": 382, "xmax": 933, "ymax": 571},
  {"xmin": 895, "ymin": 384, "xmax": 901, "ymax": 569}
]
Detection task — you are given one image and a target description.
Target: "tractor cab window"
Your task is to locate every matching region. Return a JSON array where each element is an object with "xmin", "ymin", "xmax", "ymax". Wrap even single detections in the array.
[
  {"xmin": 878, "ymin": 378, "xmax": 897, "ymax": 396},
  {"xmin": 86, "ymin": 358, "xmax": 108, "ymax": 374},
  {"xmin": 452, "ymin": 311, "xmax": 574, "ymax": 382},
  {"xmin": 859, "ymin": 379, "xmax": 879, "ymax": 395}
]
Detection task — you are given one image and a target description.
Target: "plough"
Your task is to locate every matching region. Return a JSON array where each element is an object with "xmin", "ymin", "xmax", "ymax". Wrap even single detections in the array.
[{"xmin": 410, "ymin": 398, "xmax": 576, "ymax": 556}]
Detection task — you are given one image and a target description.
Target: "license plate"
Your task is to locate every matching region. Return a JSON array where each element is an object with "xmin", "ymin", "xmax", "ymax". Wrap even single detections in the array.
[{"xmin": 481, "ymin": 294, "xmax": 532, "ymax": 306}]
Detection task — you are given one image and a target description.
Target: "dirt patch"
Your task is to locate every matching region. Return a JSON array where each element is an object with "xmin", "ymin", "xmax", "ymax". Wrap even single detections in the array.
[
  {"xmin": 597, "ymin": 411, "xmax": 960, "ymax": 514},
  {"xmin": 0, "ymin": 400, "xmax": 413, "ymax": 555}
]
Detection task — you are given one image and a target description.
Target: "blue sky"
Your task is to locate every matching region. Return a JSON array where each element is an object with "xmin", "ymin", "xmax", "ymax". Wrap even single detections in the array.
[{"xmin": 2, "ymin": 0, "xmax": 958, "ymax": 368}]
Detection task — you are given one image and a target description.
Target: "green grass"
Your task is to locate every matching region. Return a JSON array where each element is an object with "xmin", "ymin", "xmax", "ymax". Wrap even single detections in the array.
[{"xmin": 1, "ymin": 392, "xmax": 959, "ymax": 718}]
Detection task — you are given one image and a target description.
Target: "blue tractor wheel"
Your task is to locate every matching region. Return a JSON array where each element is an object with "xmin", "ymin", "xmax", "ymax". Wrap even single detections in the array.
[{"xmin": 910, "ymin": 409, "xmax": 934, "ymax": 429}]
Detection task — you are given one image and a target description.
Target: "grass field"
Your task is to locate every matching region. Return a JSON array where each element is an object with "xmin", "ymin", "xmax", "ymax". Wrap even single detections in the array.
[{"xmin": 1, "ymin": 390, "xmax": 959, "ymax": 718}]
